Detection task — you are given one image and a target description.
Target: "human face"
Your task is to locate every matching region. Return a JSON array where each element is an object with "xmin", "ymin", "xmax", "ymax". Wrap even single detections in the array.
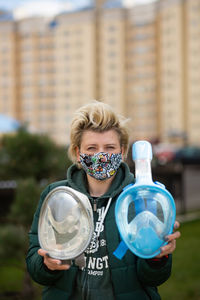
[
  {"xmin": 76, "ymin": 129, "xmax": 124, "ymax": 181},
  {"xmin": 76, "ymin": 129, "xmax": 123, "ymax": 157}
]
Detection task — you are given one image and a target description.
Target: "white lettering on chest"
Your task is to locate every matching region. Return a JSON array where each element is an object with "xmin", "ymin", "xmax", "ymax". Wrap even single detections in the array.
[
  {"xmin": 87, "ymin": 255, "xmax": 109, "ymax": 270},
  {"xmin": 95, "ymin": 207, "xmax": 105, "ymax": 233},
  {"xmin": 97, "ymin": 207, "xmax": 105, "ymax": 221}
]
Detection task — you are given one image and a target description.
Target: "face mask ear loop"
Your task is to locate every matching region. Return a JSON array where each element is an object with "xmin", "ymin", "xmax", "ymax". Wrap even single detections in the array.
[{"xmin": 96, "ymin": 197, "xmax": 112, "ymax": 239}]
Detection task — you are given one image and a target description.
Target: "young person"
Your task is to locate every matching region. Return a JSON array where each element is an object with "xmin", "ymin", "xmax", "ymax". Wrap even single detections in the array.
[{"xmin": 26, "ymin": 101, "xmax": 180, "ymax": 300}]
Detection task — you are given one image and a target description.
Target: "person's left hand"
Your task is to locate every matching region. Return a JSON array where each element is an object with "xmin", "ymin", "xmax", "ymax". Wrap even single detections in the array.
[{"xmin": 156, "ymin": 220, "xmax": 181, "ymax": 258}]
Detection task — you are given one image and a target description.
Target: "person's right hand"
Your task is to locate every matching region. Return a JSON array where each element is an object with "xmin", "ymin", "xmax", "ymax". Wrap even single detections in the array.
[{"xmin": 38, "ymin": 249, "xmax": 71, "ymax": 271}]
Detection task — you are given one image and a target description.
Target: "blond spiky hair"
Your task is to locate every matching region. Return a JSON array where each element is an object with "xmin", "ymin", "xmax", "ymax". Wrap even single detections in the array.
[{"xmin": 68, "ymin": 100, "xmax": 130, "ymax": 164}]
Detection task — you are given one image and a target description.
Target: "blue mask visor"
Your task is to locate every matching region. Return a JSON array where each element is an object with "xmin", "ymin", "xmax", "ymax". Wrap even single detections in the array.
[{"xmin": 114, "ymin": 141, "xmax": 176, "ymax": 259}]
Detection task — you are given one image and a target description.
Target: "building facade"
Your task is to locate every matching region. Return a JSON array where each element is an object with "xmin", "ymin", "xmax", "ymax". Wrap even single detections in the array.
[
  {"xmin": 126, "ymin": 2, "xmax": 159, "ymax": 142},
  {"xmin": 0, "ymin": 0, "xmax": 200, "ymax": 146},
  {"xmin": 0, "ymin": 15, "xmax": 18, "ymax": 120}
]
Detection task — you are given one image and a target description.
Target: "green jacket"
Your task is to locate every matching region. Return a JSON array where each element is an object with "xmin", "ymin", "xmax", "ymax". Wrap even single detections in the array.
[{"xmin": 26, "ymin": 162, "xmax": 172, "ymax": 300}]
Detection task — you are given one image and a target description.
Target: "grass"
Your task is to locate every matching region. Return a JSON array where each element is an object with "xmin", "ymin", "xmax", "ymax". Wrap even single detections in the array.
[
  {"xmin": 0, "ymin": 260, "xmax": 41, "ymax": 300},
  {"xmin": 159, "ymin": 218, "xmax": 200, "ymax": 300},
  {"xmin": 0, "ymin": 218, "xmax": 200, "ymax": 299},
  {"xmin": 0, "ymin": 265, "xmax": 24, "ymax": 300},
  {"xmin": 0, "ymin": 265, "xmax": 24, "ymax": 293}
]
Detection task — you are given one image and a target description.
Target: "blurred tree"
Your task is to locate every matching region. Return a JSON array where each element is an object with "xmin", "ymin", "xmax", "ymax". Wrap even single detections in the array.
[
  {"xmin": 0, "ymin": 224, "xmax": 26, "ymax": 261},
  {"xmin": 0, "ymin": 127, "xmax": 72, "ymax": 181},
  {"xmin": 8, "ymin": 177, "xmax": 42, "ymax": 227},
  {"xmin": 0, "ymin": 178, "xmax": 43, "ymax": 299},
  {"xmin": 0, "ymin": 129, "xmax": 72, "ymax": 299}
]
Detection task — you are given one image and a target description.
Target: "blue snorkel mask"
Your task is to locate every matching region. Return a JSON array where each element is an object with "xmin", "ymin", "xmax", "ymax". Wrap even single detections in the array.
[{"xmin": 114, "ymin": 141, "xmax": 176, "ymax": 259}]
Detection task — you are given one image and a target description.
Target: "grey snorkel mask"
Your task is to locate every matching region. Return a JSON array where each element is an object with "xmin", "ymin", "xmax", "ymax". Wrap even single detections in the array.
[{"xmin": 38, "ymin": 186, "xmax": 94, "ymax": 268}]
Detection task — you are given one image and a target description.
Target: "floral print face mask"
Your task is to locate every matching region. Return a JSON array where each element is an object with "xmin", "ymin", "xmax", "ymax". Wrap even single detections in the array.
[{"xmin": 79, "ymin": 152, "xmax": 122, "ymax": 181}]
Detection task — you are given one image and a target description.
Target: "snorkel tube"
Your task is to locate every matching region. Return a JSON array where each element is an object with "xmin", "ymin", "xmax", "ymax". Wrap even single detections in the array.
[{"xmin": 114, "ymin": 141, "xmax": 176, "ymax": 259}]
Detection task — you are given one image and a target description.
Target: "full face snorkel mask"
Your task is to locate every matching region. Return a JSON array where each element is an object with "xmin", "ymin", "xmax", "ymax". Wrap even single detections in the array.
[
  {"xmin": 38, "ymin": 186, "xmax": 94, "ymax": 268},
  {"xmin": 114, "ymin": 141, "xmax": 176, "ymax": 259}
]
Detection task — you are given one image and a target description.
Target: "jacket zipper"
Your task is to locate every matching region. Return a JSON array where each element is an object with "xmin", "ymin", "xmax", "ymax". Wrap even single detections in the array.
[{"xmin": 93, "ymin": 198, "xmax": 97, "ymax": 211}]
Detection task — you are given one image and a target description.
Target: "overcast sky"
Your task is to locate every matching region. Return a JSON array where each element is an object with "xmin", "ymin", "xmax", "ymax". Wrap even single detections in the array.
[
  {"xmin": 0, "ymin": 0, "xmax": 89, "ymax": 10},
  {"xmin": 0, "ymin": 0, "xmax": 158, "ymax": 19}
]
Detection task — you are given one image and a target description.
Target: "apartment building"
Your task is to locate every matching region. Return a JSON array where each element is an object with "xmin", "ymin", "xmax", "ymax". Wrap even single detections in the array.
[
  {"xmin": 97, "ymin": 4, "xmax": 127, "ymax": 115},
  {"xmin": 126, "ymin": 2, "xmax": 158, "ymax": 142},
  {"xmin": 51, "ymin": 9, "xmax": 96, "ymax": 144},
  {"xmin": 17, "ymin": 17, "xmax": 55, "ymax": 134},
  {"xmin": 184, "ymin": 0, "xmax": 200, "ymax": 146},
  {"xmin": 0, "ymin": 13, "xmax": 18, "ymax": 120},
  {"xmin": 158, "ymin": 0, "xmax": 200, "ymax": 146},
  {"xmin": 158, "ymin": 0, "xmax": 185, "ymax": 145},
  {"xmin": 0, "ymin": 0, "xmax": 200, "ymax": 146},
  {"xmin": 16, "ymin": 9, "xmax": 96, "ymax": 144}
]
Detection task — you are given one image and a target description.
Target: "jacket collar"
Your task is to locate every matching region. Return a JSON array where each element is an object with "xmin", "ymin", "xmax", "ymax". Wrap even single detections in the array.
[{"xmin": 66, "ymin": 162, "xmax": 134, "ymax": 200}]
